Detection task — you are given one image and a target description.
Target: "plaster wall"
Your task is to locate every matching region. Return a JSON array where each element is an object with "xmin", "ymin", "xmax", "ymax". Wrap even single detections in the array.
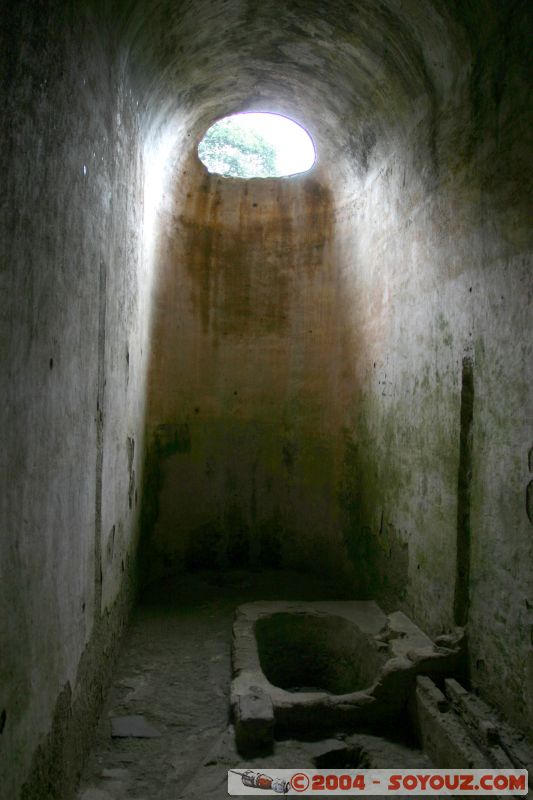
[
  {"xmin": 335, "ymin": 81, "xmax": 532, "ymax": 727},
  {"xmin": 0, "ymin": 3, "xmax": 152, "ymax": 796},
  {"xmin": 145, "ymin": 157, "xmax": 356, "ymax": 582}
]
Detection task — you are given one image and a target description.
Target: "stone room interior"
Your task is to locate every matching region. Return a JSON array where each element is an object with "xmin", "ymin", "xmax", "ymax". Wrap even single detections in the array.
[{"xmin": 1, "ymin": 1, "xmax": 532, "ymax": 798}]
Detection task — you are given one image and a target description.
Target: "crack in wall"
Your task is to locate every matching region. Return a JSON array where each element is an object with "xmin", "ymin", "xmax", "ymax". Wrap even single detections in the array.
[
  {"xmin": 454, "ymin": 355, "xmax": 474, "ymax": 628},
  {"xmin": 94, "ymin": 254, "xmax": 108, "ymax": 620}
]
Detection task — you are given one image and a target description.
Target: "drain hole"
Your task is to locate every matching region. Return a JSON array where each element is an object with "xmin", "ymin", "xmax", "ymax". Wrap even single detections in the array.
[{"xmin": 314, "ymin": 745, "xmax": 367, "ymax": 769}]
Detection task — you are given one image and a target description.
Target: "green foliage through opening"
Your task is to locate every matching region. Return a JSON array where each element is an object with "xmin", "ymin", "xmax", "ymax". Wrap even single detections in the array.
[{"xmin": 198, "ymin": 117, "xmax": 280, "ymax": 178}]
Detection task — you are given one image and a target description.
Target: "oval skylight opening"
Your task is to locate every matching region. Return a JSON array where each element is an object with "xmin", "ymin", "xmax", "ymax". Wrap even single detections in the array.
[{"xmin": 198, "ymin": 112, "xmax": 316, "ymax": 179}]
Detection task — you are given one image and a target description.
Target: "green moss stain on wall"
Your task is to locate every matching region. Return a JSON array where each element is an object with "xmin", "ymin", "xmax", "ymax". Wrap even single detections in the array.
[{"xmin": 339, "ymin": 430, "xmax": 409, "ymax": 606}]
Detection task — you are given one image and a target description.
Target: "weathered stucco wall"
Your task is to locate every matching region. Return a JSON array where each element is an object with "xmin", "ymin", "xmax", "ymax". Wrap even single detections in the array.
[
  {"xmin": 334, "ymin": 36, "xmax": 532, "ymax": 728},
  {"xmin": 0, "ymin": 3, "xmax": 153, "ymax": 797},
  {"xmin": 144, "ymin": 157, "xmax": 358, "ymax": 583}
]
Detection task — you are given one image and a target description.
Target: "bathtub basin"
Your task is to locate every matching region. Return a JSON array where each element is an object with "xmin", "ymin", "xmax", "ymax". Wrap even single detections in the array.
[{"xmin": 231, "ymin": 600, "xmax": 462, "ymax": 756}]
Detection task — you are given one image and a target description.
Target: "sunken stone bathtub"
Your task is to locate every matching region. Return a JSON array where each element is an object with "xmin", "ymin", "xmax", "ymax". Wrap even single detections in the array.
[{"xmin": 230, "ymin": 601, "xmax": 462, "ymax": 756}]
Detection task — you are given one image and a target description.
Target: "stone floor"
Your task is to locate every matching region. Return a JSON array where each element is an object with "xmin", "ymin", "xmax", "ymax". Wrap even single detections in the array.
[{"xmin": 75, "ymin": 571, "xmax": 432, "ymax": 800}]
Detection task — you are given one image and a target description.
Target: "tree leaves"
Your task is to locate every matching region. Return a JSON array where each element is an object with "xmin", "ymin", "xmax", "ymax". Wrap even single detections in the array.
[{"xmin": 198, "ymin": 117, "xmax": 279, "ymax": 178}]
